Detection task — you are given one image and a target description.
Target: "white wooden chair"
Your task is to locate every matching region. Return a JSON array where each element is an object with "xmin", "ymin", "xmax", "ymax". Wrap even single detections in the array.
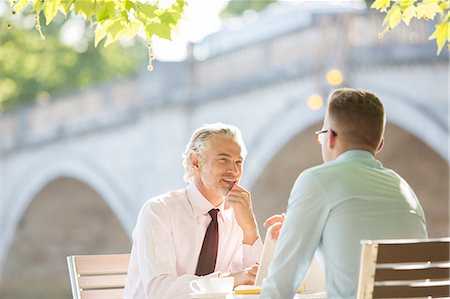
[
  {"xmin": 67, "ymin": 254, "xmax": 130, "ymax": 299},
  {"xmin": 357, "ymin": 238, "xmax": 450, "ymax": 298}
]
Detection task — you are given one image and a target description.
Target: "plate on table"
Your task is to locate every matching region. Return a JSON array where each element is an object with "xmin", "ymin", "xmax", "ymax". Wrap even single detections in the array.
[{"xmin": 190, "ymin": 292, "xmax": 229, "ymax": 299}]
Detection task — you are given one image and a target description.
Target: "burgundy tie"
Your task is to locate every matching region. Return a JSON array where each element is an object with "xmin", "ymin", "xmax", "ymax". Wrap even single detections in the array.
[{"xmin": 195, "ymin": 209, "xmax": 219, "ymax": 276}]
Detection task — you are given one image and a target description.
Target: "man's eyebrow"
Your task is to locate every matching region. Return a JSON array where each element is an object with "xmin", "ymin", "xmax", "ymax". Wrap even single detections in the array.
[{"xmin": 217, "ymin": 153, "xmax": 243, "ymax": 160}]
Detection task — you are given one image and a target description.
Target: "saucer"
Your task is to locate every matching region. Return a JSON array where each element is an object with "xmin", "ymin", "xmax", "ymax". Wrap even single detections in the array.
[{"xmin": 190, "ymin": 292, "xmax": 229, "ymax": 299}]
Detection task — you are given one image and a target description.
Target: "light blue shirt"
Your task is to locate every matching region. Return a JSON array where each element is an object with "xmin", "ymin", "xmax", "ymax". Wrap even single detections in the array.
[{"xmin": 260, "ymin": 150, "xmax": 428, "ymax": 299}]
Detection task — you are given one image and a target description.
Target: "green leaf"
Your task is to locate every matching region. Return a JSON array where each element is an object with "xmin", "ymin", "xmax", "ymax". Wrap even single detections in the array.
[
  {"xmin": 96, "ymin": 1, "xmax": 116, "ymax": 22},
  {"xmin": 159, "ymin": 11, "xmax": 178, "ymax": 26},
  {"xmin": 74, "ymin": 0, "xmax": 96, "ymax": 20},
  {"xmin": 177, "ymin": 0, "xmax": 187, "ymax": 11},
  {"xmin": 144, "ymin": 21, "xmax": 172, "ymax": 40},
  {"xmin": 384, "ymin": 4, "xmax": 402, "ymax": 29},
  {"xmin": 125, "ymin": 0, "xmax": 135, "ymax": 11},
  {"xmin": 95, "ymin": 17, "xmax": 125, "ymax": 47},
  {"xmin": 398, "ymin": 0, "xmax": 415, "ymax": 10},
  {"xmin": 439, "ymin": 1, "xmax": 449, "ymax": 12},
  {"xmin": 416, "ymin": 1, "xmax": 441, "ymax": 20},
  {"xmin": 43, "ymin": 0, "xmax": 60, "ymax": 24},
  {"xmin": 59, "ymin": 0, "xmax": 74, "ymax": 15},
  {"xmin": 104, "ymin": 19, "xmax": 123, "ymax": 47},
  {"xmin": 33, "ymin": 0, "xmax": 43, "ymax": 13},
  {"xmin": 121, "ymin": 21, "xmax": 140, "ymax": 41},
  {"xmin": 371, "ymin": 0, "xmax": 391, "ymax": 12},
  {"xmin": 428, "ymin": 20, "xmax": 449, "ymax": 54},
  {"xmin": 155, "ymin": 24, "xmax": 172, "ymax": 40},
  {"xmin": 94, "ymin": 21, "xmax": 109, "ymax": 47},
  {"xmin": 14, "ymin": 0, "xmax": 29, "ymax": 14},
  {"xmin": 402, "ymin": 5, "xmax": 416, "ymax": 25},
  {"xmin": 136, "ymin": 2, "xmax": 157, "ymax": 19}
]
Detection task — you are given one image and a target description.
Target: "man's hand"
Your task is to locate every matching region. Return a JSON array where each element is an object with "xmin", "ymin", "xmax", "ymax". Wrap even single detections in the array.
[
  {"xmin": 263, "ymin": 213, "xmax": 285, "ymax": 241},
  {"xmin": 222, "ymin": 264, "xmax": 259, "ymax": 287},
  {"xmin": 225, "ymin": 184, "xmax": 259, "ymax": 245}
]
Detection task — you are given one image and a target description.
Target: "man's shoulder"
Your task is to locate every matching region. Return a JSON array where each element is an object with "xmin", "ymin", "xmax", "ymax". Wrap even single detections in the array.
[
  {"xmin": 142, "ymin": 187, "xmax": 188, "ymax": 211},
  {"xmin": 295, "ymin": 160, "xmax": 361, "ymax": 187},
  {"xmin": 301, "ymin": 162, "xmax": 335, "ymax": 178}
]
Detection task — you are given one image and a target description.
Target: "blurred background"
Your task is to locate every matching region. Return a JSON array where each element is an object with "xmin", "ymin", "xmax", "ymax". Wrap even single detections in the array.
[{"xmin": 0, "ymin": 0, "xmax": 448, "ymax": 298}]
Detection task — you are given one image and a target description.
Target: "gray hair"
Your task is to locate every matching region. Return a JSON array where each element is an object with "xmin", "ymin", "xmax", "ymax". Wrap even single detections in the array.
[{"xmin": 182, "ymin": 123, "xmax": 247, "ymax": 182}]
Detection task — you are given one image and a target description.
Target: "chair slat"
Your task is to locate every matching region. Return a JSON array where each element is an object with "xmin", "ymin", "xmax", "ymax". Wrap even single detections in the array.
[
  {"xmin": 78, "ymin": 274, "xmax": 127, "ymax": 289},
  {"xmin": 375, "ymin": 267, "xmax": 450, "ymax": 281},
  {"xmin": 67, "ymin": 254, "xmax": 130, "ymax": 299},
  {"xmin": 357, "ymin": 238, "xmax": 450, "ymax": 299},
  {"xmin": 75, "ymin": 254, "xmax": 130, "ymax": 275},
  {"xmin": 80, "ymin": 288, "xmax": 124, "ymax": 299},
  {"xmin": 376, "ymin": 241, "xmax": 450, "ymax": 264},
  {"xmin": 373, "ymin": 284, "xmax": 450, "ymax": 298}
]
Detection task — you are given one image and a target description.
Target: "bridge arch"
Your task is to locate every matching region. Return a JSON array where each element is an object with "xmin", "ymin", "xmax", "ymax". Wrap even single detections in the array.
[{"xmin": 0, "ymin": 150, "xmax": 134, "ymax": 268}]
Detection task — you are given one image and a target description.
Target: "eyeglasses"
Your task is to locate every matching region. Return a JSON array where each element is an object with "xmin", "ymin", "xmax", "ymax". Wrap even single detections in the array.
[{"xmin": 315, "ymin": 129, "xmax": 338, "ymax": 145}]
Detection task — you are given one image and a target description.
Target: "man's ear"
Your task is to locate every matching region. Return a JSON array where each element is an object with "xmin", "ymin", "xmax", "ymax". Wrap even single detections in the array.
[
  {"xmin": 328, "ymin": 130, "xmax": 336, "ymax": 149},
  {"xmin": 191, "ymin": 153, "xmax": 201, "ymax": 172},
  {"xmin": 375, "ymin": 137, "xmax": 384, "ymax": 154}
]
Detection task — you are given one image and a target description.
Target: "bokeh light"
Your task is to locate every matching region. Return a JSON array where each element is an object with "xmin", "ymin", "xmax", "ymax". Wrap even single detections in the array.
[
  {"xmin": 307, "ymin": 94, "xmax": 323, "ymax": 110},
  {"xmin": 326, "ymin": 68, "xmax": 343, "ymax": 86}
]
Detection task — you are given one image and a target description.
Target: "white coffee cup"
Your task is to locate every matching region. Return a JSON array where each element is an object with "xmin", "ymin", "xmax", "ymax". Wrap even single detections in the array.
[{"xmin": 190, "ymin": 277, "xmax": 234, "ymax": 293}]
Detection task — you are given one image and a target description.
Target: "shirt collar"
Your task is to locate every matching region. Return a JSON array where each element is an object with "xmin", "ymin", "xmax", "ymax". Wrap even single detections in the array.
[
  {"xmin": 187, "ymin": 183, "xmax": 225, "ymax": 219},
  {"xmin": 336, "ymin": 149, "xmax": 382, "ymax": 167}
]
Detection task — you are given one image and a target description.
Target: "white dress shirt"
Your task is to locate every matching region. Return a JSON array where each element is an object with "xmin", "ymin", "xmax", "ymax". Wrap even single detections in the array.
[{"xmin": 124, "ymin": 183, "xmax": 262, "ymax": 298}]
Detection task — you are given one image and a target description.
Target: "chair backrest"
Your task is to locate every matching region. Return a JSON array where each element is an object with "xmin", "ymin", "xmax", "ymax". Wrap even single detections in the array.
[
  {"xmin": 67, "ymin": 254, "xmax": 130, "ymax": 299},
  {"xmin": 356, "ymin": 238, "xmax": 450, "ymax": 298}
]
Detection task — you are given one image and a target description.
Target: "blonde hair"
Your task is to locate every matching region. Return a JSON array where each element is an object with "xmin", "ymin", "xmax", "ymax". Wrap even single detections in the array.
[{"xmin": 182, "ymin": 123, "xmax": 247, "ymax": 182}]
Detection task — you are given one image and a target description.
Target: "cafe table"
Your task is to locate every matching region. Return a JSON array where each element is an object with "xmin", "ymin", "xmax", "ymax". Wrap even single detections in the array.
[
  {"xmin": 230, "ymin": 291, "xmax": 327, "ymax": 298},
  {"xmin": 191, "ymin": 290, "xmax": 327, "ymax": 299}
]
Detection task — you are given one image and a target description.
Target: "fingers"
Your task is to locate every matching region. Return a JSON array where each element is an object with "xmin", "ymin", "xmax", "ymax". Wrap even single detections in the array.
[
  {"xmin": 270, "ymin": 222, "xmax": 282, "ymax": 241},
  {"xmin": 263, "ymin": 215, "xmax": 281, "ymax": 228},
  {"xmin": 264, "ymin": 213, "xmax": 285, "ymax": 241},
  {"xmin": 242, "ymin": 264, "xmax": 258, "ymax": 285},
  {"xmin": 230, "ymin": 264, "xmax": 259, "ymax": 286},
  {"xmin": 229, "ymin": 184, "xmax": 248, "ymax": 193},
  {"xmin": 226, "ymin": 185, "xmax": 258, "ymax": 244},
  {"xmin": 246, "ymin": 264, "xmax": 259, "ymax": 277},
  {"xmin": 263, "ymin": 213, "xmax": 285, "ymax": 228},
  {"xmin": 226, "ymin": 185, "xmax": 251, "ymax": 208}
]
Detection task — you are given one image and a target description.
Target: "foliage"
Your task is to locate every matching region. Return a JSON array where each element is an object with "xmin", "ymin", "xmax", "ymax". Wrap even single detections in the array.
[
  {"xmin": 371, "ymin": 0, "xmax": 449, "ymax": 54},
  {"xmin": 9, "ymin": 0, "xmax": 187, "ymax": 69},
  {"xmin": 0, "ymin": 14, "xmax": 145, "ymax": 112},
  {"xmin": 221, "ymin": 0, "xmax": 277, "ymax": 18}
]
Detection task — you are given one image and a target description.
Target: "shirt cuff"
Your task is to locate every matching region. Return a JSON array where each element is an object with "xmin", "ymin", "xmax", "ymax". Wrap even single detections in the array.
[{"xmin": 242, "ymin": 237, "xmax": 263, "ymax": 266}]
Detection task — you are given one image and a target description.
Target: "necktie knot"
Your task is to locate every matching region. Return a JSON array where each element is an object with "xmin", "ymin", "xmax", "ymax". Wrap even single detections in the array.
[{"xmin": 208, "ymin": 209, "xmax": 219, "ymax": 219}]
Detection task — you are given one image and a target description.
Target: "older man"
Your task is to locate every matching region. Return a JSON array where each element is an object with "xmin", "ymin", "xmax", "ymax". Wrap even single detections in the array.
[
  {"xmin": 261, "ymin": 88, "xmax": 428, "ymax": 298},
  {"xmin": 124, "ymin": 123, "xmax": 262, "ymax": 298}
]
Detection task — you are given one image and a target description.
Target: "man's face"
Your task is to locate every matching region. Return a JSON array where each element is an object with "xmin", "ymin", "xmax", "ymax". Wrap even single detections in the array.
[{"xmin": 193, "ymin": 135, "xmax": 244, "ymax": 204}]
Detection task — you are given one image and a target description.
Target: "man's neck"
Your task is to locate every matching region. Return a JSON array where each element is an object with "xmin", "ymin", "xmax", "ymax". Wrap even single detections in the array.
[
  {"xmin": 193, "ymin": 181, "xmax": 224, "ymax": 207},
  {"xmin": 335, "ymin": 146, "xmax": 376, "ymax": 159}
]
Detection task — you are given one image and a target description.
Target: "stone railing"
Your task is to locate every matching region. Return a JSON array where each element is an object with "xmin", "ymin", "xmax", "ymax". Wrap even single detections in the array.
[{"xmin": 191, "ymin": 12, "xmax": 436, "ymax": 89}]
